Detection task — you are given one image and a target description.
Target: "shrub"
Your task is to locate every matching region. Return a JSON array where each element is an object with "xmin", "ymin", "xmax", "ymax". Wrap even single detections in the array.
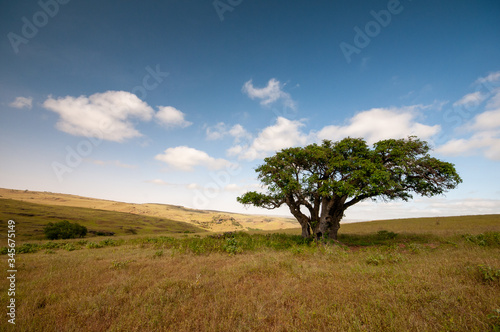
[
  {"xmin": 43, "ymin": 220, "xmax": 87, "ymax": 240},
  {"xmin": 86, "ymin": 242, "xmax": 104, "ymax": 249},
  {"xmin": 223, "ymin": 238, "xmax": 242, "ymax": 255},
  {"xmin": 463, "ymin": 232, "xmax": 500, "ymax": 247},
  {"xmin": 99, "ymin": 238, "xmax": 118, "ymax": 247},
  {"xmin": 473, "ymin": 264, "xmax": 500, "ymax": 283},
  {"xmin": 376, "ymin": 230, "xmax": 398, "ymax": 240},
  {"xmin": 17, "ymin": 243, "xmax": 40, "ymax": 253},
  {"xmin": 124, "ymin": 227, "xmax": 137, "ymax": 235},
  {"xmin": 63, "ymin": 243, "xmax": 76, "ymax": 251}
]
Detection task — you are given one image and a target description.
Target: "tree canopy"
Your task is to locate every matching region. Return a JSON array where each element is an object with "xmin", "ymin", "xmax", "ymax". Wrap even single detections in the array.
[{"xmin": 237, "ymin": 136, "xmax": 462, "ymax": 239}]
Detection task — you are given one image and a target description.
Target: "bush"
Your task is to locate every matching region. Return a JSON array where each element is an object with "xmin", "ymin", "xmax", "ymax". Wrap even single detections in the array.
[
  {"xmin": 124, "ymin": 227, "xmax": 137, "ymax": 235},
  {"xmin": 472, "ymin": 264, "xmax": 500, "ymax": 283},
  {"xmin": 17, "ymin": 243, "xmax": 40, "ymax": 253},
  {"xmin": 463, "ymin": 232, "xmax": 500, "ymax": 247},
  {"xmin": 43, "ymin": 220, "xmax": 87, "ymax": 240},
  {"xmin": 376, "ymin": 230, "xmax": 398, "ymax": 240}
]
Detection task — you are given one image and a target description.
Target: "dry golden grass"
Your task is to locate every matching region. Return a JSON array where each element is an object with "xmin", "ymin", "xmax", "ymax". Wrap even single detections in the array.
[
  {"xmin": 1, "ymin": 234, "xmax": 499, "ymax": 331},
  {"xmin": 0, "ymin": 188, "xmax": 297, "ymax": 233},
  {"xmin": 1, "ymin": 189, "xmax": 499, "ymax": 331}
]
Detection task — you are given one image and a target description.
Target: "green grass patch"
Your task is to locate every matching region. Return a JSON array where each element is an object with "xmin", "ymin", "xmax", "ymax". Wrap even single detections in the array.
[{"xmin": 0, "ymin": 198, "xmax": 206, "ymax": 240}]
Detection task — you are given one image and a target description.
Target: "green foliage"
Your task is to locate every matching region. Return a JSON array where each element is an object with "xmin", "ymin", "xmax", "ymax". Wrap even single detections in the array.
[
  {"xmin": 63, "ymin": 243, "xmax": 77, "ymax": 251},
  {"xmin": 376, "ymin": 230, "xmax": 398, "ymax": 240},
  {"xmin": 99, "ymin": 238, "xmax": 118, "ymax": 246},
  {"xmin": 223, "ymin": 238, "xmax": 242, "ymax": 255},
  {"xmin": 86, "ymin": 242, "xmax": 104, "ymax": 249},
  {"xmin": 463, "ymin": 232, "xmax": 500, "ymax": 247},
  {"xmin": 124, "ymin": 227, "xmax": 138, "ymax": 235},
  {"xmin": 366, "ymin": 253, "xmax": 404, "ymax": 265},
  {"xmin": 470, "ymin": 264, "xmax": 500, "ymax": 283},
  {"xmin": 237, "ymin": 136, "xmax": 462, "ymax": 238},
  {"xmin": 43, "ymin": 220, "xmax": 87, "ymax": 240},
  {"xmin": 488, "ymin": 309, "xmax": 500, "ymax": 331},
  {"xmin": 17, "ymin": 243, "xmax": 40, "ymax": 253}
]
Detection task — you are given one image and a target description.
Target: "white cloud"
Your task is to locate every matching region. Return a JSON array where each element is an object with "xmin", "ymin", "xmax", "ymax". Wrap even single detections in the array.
[
  {"xmin": 155, "ymin": 146, "xmax": 234, "ymax": 171},
  {"xmin": 9, "ymin": 96, "xmax": 32, "ymax": 109},
  {"xmin": 347, "ymin": 197, "xmax": 500, "ymax": 221},
  {"xmin": 186, "ymin": 183, "xmax": 200, "ymax": 190},
  {"xmin": 229, "ymin": 124, "xmax": 252, "ymax": 143},
  {"xmin": 206, "ymin": 122, "xmax": 228, "ymax": 140},
  {"xmin": 205, "ymin": 122, "xmax": 252, "ymax": 143},
  {"xmin": 317, "ymin": 107, "xmax": 440, "ymax": 144},
  {"xmin": 228, "ymin": 106, "xmax": 439, "ymax": 161},
  {"xmin": 155, "ymin": 106, "xmax": 192, "ymax": 128},
  {"xmin": 224, "ymin": 184, "xmax": 240, "ymax": 191},
  {"xmin": 437, "ymin": 89, "xmax": 500, "ymax": 160},
  {"xmin": 453, "ymin": 91, "xmax": 487, "ymax": 107},
  {"xmin": 146, "ymin": 179, "xmax": 170, "ymax": 185},
  {"xmin": 242, "ymin": 78, "xmax": 296, "ymax": 110},
  {"xmin": 43, "ymin": 91, "xmax": 154, "ymax": 142},
  {"xmin": 470, "ymin": 109, "xmax": 500, "ymax": 131},
  {"xmin": 231, "ymin": 117, "xmax": 311, "ymax": 160},
  {"xmin": 88, "ymin": 159, "xmax": 137, "ymax": 169},
  {"xmin": 475, "ymin": 71, "xmax": 500, "ymax": 84}
]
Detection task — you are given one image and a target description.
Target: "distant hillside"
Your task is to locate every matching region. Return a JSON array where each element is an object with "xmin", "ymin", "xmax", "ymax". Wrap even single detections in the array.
[
  {"xmin": 0, "ymin": 198, "xmax": 209, "ymax": 241},
  {"xmin": 0, "ymin": 188, "xmax": 298, "ymax": 239}
]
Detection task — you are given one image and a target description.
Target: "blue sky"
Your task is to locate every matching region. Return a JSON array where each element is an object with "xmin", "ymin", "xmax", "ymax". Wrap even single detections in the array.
[{"xmin": 1, "ymin": 0, "xmax": 500, "ymax": 220}]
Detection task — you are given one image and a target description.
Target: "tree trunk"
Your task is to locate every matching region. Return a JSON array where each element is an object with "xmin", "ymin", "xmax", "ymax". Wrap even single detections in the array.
[
  {"xmin": 301, "ymin": 223, "xmax": 311, "ymax": 238},
  {"xmin": 327, "ymin": 210, "xmax": 343, "ymax": 240},
  {"xmin": 328, "ymin": 217, "xmax": 341, "ymax": 240}
]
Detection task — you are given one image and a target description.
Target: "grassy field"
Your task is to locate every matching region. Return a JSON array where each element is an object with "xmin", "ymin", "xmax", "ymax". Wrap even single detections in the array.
[
  {"xmin": 0, "ymin": 188, "xmax": 298, "ymax": 233},
  {"xmin": 0, "ymin": 195, "xmax": 499, "ymax": 331},
  {"xmin": 0, "ymin": 198, "xmax": 207, "ymax": 241}
]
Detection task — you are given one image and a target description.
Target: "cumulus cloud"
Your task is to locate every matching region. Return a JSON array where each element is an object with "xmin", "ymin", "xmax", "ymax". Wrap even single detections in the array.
[
  {"xmin": 9, "ymin": 96, "xmax": 32, "ymax": 109},
  {"xmin": 230, "ymin": 117, "xmax": 311, "ymax": 160},
  {"xmin": 206, "ymin": 122, "xmax": 252, "ymax": 143},
  {"xmin": 453, "ymin": 91, "xmax": 487, "ymax": 107},
  {"xmin": 43, "ymin": 91, "xmax": 155, "ymax": 142},
  {"xmin": 155, "ymin": 146, "xmax": 234, "ymax": 171},
  {"xmin": 228, "ymin": 107, "xmax": 439, "ymax": 161},
  {"xmin": 206, "ymin": 122, "xmax": 228, "ymax": 140},
  {"xmin": 317, "ymin": 107, "xmax": 440, "ymax": 144},
  {"xmin": 155, "ymin": 106, "xmax": 192, "ymax": 128},
  {"xmin": 437, "ymin": 88, "xmax": 500, "ymax": 160},
  {"xmin": 242, "ymin": 78, "xmax": 296, "ymax": 110}
]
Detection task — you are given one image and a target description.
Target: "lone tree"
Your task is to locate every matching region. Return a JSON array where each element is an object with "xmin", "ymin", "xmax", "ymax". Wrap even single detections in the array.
[{"xmin": 237, "ymin": 136, "xmax": 462, "ymax": 239}]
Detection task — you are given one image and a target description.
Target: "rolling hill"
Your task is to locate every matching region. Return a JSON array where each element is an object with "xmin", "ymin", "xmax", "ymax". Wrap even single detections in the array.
[{"xmin": 0, "ymin": 188, "xmax": 298, "ymax": 240}]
